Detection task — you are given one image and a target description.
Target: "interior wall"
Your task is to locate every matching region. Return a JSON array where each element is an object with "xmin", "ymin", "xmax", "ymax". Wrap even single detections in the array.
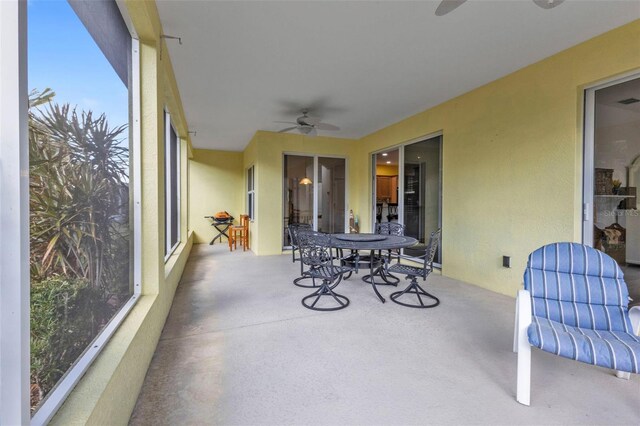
[
  {"xmin": 356, "ymin": 20, "xmax": 640, "ymax": 297},
  {"xmin": 189, "ymin": 149, "xmax": 244, "ymax": 244},
  {"xmin": 376, "ymin": 164, "xmax": 399, "ymax": 176}
]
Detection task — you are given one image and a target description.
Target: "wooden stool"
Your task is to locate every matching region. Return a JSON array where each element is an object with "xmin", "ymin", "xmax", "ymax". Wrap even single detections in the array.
[{"xmin": 229, "ymin": 214, "xmax": 249, "ymax": 251}]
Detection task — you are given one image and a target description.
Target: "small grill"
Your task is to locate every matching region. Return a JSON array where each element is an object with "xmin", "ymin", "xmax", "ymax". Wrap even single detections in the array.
[{"xmin": 205, "ymin": 212, "xmax": 235, "ymax": 245}]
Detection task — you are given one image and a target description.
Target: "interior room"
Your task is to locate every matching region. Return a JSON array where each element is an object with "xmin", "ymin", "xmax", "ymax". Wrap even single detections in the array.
[{"xmin": 1, "ymin": 1, "xmax": 640, "ymax": 425}]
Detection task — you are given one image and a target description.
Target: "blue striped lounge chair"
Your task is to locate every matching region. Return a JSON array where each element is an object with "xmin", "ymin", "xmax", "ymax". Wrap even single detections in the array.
[{"xmin": 514, "ymin": 242, "xmax": 640, "ymax": 406}]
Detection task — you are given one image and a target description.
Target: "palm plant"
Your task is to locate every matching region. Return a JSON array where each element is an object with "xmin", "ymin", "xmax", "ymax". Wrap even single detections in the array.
[{"xmin": 29, "ymin": 89, "xmax": 130, "ymax": 295}]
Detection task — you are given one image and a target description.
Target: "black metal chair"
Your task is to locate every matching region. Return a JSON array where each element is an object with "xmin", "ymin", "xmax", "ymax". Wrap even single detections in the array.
[
  {"xmin": 375, "ymin": 203, "xmax": 383, "ymax": 223},
  {"xmin": 288, "ymin": 223, "xmax": 315, "ymax": 287},
  {"xmin": 387, "ymin": 203, "xmax": 398, "ymax": 222},
  {"xmin": 298, "ymin": 231, "xmax": 351, "ymax": 311},
  {"xmin": 388, "ymin": 229, "xmax": 441, "ymax": 308},
  {"xmin": 370, "ymin": 222, "xmax": 406, "ymax": 285}
]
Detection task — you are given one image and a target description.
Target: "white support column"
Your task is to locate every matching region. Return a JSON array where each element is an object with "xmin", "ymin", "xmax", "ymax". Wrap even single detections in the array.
[{"xmin": 0, "ymin": 0, "xmax": 30, "ymax": 423}]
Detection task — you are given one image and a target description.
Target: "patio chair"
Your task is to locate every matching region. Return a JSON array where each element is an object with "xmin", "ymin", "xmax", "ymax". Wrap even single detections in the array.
[
  {"xmin": 387, "ymin": 203, "xmax": 398, "ymax": 222},
  {"xmin": 298, "ymin": 230, "xmax": 351, "ymax": 311},
  {"xmin": 376, "ymin": 203, "xmax": 383, "ymax": 223},
  {"xmin": 373, "ymin": 222, "xmax": 407, "ymax": 285},
  {"xmin": 514, "ymin": 242, "xmax": 640, "ymax": 406},
  {"xmin": 387, "ymin": 229, "xmax": 441, "ymax": 308},
  {"xmin": 288, "ymin": 223, "xmax": 314, "ymax": 287},
  {"xmin": 228, "ymin": 214, "xmax": 249, "ymax": 251}
]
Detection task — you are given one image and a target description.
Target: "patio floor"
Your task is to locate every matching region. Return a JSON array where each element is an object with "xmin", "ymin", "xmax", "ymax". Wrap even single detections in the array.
[{"xmin": 130, "ymin": 244, "xmax": 640, "ymax": 425}]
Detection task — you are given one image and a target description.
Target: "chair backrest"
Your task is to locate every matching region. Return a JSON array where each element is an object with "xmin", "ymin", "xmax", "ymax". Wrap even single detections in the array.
[
  {"xmin": 287, "ymin": 222, "xmax": 312, "ymax": 247},
  {"xmin": 421, "ymin": 229, "xmax": 441, "ymax": 276},
  {"xmin": 240, "ymin": 214, "xmax": 250, "ymax": 228},
  {"xmin": 297, "ymin": 230, "xmax": 333, "ymax": 268},
  {"xmin": 376, "ymin": 222, "xmax": 405, "ymax": 236},
  {"xmin": 376, "ymin": 203, "xmax": 383, "ymax": 214},
  {"xmin": 388, "ymin": 203, "xmax": 398, "ymax": 215},
  {"xmin": 524, "ymin": 242, "xmax": 632, "ymax": 332}
]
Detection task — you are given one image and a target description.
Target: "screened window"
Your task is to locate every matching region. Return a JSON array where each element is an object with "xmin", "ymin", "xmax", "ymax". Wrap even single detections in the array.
[
  {"xmin": 27, "ymin": 0, "xmax": 136, "ymax": 419},
  {"xmin": 247, "ymin": 165, "xmax": 255, "ymax": 220},
  {"xmin": 165, "ymin": 111, "xmax": 181, "ymax": 256}
]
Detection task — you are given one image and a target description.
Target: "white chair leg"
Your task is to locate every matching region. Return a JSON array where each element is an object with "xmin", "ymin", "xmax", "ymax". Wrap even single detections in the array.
[
  {"xmin": 513, "ymin": 295, "xmax": 519, "ymax": 353},
  {"xmin": 616, "ymin": 371, "xmax": 631, "ymax": 380},
  {"xmin": 617, "ymin": 306, "xmax": 640, "ymax": 380},
  {"xmin": 516, "ymin": 290, "xmax": 532, "ymax": 406}
]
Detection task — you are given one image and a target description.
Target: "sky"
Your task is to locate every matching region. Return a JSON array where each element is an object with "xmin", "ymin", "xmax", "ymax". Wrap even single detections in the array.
[{"xmin": 28, "ymin": 0, "xmax": 129, "ymax": 131}]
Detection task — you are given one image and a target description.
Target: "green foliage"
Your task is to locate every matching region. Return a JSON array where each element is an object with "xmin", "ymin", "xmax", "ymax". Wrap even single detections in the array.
[
  {"xmin": 29, "ymin": 88, "xmax": 130, "ymax": 295},
  {"xmin": 29, "ymin": 88, "xmax": 131, "ymax": 409},
  {"xmin": 30, "ymin": 276, "xmax": 106, "ymax": 406}
]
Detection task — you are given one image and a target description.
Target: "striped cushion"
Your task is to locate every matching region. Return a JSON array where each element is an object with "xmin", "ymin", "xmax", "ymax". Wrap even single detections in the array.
[
  {"xmin": 524, "ymin": 243, "xmax": 633, "ymax": 332},
  {"xmin": 528, "ymin": 316, "xmax": 640, "ymax": 373}
]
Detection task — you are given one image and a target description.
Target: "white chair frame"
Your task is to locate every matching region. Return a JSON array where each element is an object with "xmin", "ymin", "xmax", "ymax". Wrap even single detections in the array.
[{"xmin": 513, "ymin": 289, "xmax": 640, "ymax": 406}]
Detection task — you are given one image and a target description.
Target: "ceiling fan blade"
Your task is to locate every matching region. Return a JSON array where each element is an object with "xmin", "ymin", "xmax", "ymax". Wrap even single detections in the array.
[
  {"xmin": 278, "ymin": 126, "xmax": 298, "ymax": 133},
  {"xmin": 435, "ymin": 0, "xmax": 468, "ymax": 16},
  {"xmin": 533, "ymin": 0, "xmax": 565, "ymax": 10},
  {"xmin": 274, "ymin": 121, "xmax": 298, "ymax": 125},
  {"xmin": 315, "ymin": 123, "xmax": 340, "ymax": 131}
]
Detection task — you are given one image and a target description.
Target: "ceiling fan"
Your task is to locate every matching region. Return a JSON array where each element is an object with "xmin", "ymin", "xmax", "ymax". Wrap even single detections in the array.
[
  {"xmin": 276, "ymin": 109, "xmax": 340, "ymax": 137},
  {"xmin": 435, "ymin": 0, "xmax": 564, "ymax": 16}
]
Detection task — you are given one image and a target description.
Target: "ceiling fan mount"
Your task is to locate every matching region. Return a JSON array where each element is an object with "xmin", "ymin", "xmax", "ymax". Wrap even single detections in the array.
[
  {"xmin": 276, "ymin": 109, "xmax": 340, "ymax": 137},
  {"xmin": 435, "ymin": 0, "xmax": 565, "ymax": 16}
]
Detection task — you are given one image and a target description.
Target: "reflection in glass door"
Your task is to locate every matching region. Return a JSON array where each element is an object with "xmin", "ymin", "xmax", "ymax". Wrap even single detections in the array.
[
  {"xmin": 372, "ymin": 136, "xmax": 442, "ymax": 264},
  {"xmin": 584, "ymin": 76, "xmax": 640, "ymax": 307},
  {"xmin": 403, "ymin": 137, "xmax": 441, "ymax": 263},
  {"xmin": 317, "ymin": 157, "xmax": 346, "ymax": 234},
  {"xmin": 283, "ymin": 154, "xmax": 346, "ymax": 247},
  {"xmin": 283, "ymin": 155, "xmax": 314, "ymax": 246}
]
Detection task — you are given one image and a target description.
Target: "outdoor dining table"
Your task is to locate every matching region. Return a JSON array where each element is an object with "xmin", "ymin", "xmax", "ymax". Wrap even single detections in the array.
[{"xmin": 331, "ymin": 233, "xmax": 418, "ymax": 303}]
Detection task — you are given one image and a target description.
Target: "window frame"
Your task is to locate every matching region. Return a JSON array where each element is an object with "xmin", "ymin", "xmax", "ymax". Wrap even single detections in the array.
[
  {"xmin": 27, "ymin": 26, "xmax": 142, "ymax": 426},
  {"xmin": 247, "ymin": 165, "xmax": 255, "ymax": 221},
  {"xmin": 164, "ymin": 109, "xmax": 181, "ymax": 260}
]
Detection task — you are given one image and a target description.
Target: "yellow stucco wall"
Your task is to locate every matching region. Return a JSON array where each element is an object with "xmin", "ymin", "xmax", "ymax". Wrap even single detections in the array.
[
  {"xmin": 356, "ymin": 19, "xmax": 640, "ymax": 296},
  {"xmin": 51, "ymin": 2, "xmax": 195, "ymax": 424},
  {"xmin": 189, "ymin": 149, "xmax": 244, "ymax": 244}
]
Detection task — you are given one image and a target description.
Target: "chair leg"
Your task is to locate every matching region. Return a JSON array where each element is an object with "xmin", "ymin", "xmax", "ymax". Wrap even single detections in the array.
[
  {"xmin": 513, "ymin": 297, "xmax": 519, "ymax": 353},
  {"xmin": 516, "ymin": 341, "xmax": 531, "ymax": 406},
  {"xmin": 389, "ymin": 276, "xmax": 439, "ymax": 308},
  {"xmin": 516, "ymin": 290, "xmax": 532, "ymax": 406},
  {"xmin": 301, "ymin": 280, "xmax": 349, "ymax": 311}
]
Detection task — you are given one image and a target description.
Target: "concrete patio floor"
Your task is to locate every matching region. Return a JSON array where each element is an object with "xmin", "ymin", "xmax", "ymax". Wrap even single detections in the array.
[{"xmin": 130, "ymin": 244, "xmax": 640, "ymax": 425}]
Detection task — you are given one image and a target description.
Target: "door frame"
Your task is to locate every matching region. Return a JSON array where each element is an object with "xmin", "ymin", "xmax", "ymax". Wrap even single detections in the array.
[
  {"xmin": 282, "ymin": 152, "xmax": 349, "ymax": 248},
  {"xmin": 582, "ymin": 71, "xmax": 640, "ymax": 246},
  {"xmin": 370, "ymin": 131, "xmax": 443, "ymax": 265}
]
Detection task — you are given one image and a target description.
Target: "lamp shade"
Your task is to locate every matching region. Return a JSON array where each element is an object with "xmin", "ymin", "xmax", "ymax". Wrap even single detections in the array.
[{"xmin": 299, "ymin": 177, "xmax": 313, "ymax": 185}]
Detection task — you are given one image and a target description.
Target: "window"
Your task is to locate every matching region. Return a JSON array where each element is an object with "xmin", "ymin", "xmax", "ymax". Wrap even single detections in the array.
[
  {"xmin": 165, "ymin": 111, "xmax": 181, "ymax": 256},
  {"xmin": 247, "ymin": 165, "xmax": 255, "ymax": 220},
  {"xmin": 26, "ymin": 0, "xmax": 138, "ymax": 421}
]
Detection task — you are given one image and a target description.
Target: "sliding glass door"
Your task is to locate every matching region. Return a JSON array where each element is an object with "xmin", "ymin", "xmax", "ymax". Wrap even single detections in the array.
[
  {"xmin": 283, "ymin": 154, "xmax": 346, "ymax": 247},
  {"xmin": 372, "ymin": 135, "xmax": 442, "ymax": 264}
]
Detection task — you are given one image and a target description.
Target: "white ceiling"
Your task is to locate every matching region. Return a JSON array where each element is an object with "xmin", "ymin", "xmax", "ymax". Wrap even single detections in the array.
[{"xmin": 156, "ymin": 0, "xmax": 640, "ymax": 151}]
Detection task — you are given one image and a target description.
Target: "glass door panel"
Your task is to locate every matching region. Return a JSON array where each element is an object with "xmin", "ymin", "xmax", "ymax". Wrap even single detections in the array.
[
  {"xmin": 402, "ymin": 136, "xmax": 442, "ymax": 263},
  {"xmin": 373, "ymin": 149, "xmax": 400, "ymax": 226},
  {"xmin": 317, "ymin": 157, "xmax": 346, "ymax": 234},
  {"xmin": 283, "ymin": 155, "xmax": 314, "ymax": 246}
]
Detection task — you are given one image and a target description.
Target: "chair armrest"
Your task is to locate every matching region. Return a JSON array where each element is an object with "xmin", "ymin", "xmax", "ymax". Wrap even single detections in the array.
[
  {"xmin": 629, "ymin": 306, "xmax": 640, "ymax": 336},
  {"xmin": 517, "ymin": 289, "xmax": 532, "ymax": 339}
]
